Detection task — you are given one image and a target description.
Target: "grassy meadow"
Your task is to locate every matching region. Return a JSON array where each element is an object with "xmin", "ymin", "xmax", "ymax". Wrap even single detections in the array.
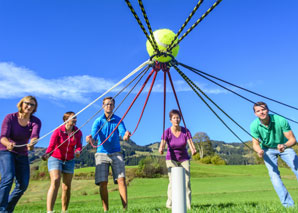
[{"xmin": 14, "ymin": 161, "xmax": 298, "ymax": 212}]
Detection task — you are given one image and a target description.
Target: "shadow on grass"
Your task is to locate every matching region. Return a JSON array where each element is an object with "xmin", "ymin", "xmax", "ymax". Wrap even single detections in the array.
[{"xmin": 193, "ymin": 201, "xmax": 258, "ymax": 209}]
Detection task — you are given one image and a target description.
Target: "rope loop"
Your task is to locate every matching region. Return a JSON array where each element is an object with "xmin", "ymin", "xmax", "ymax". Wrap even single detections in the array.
[
  {"xmin": 149, "ymin": 52, "xmax": 176, "ymax": 62},
  {"xmin": 149, "ymin": 53, "xmax": 178, "ymax": 72}
]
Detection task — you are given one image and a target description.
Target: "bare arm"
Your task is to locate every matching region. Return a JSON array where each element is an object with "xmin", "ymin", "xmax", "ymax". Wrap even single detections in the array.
[
  {"xmin": 278, "ymin": 130, "xmax": 297, "ymax": 152},
  {"xmin": 187, "ymin": 138, "xmax": 197, "ymax": 156},
  {"xmin": 27, "ymin": 137, "xmax": 38, "ymax": 151},
  {"xmin": 252, "ymin": 137, "xmax": 264, "ymax": 158},
  {"xmin": 122, "ymin": 131, "xmax": 131, "ymax": 141},
  {"xmin": 0, "ymin": 137, "xmax": 14, "ymax": 151},
  {"xmin": 159, "ymin": 139, "xmax": 166, "ymax": 155}
]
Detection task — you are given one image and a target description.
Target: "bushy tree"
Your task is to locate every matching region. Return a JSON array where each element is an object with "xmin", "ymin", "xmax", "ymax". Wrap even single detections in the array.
[
  {"xmin": 211, "ymin": 155, "xmax": 226, "ymax": 165},
  {"xmin": 193, "ymin": 132, "xmax": 214, "ymax": 159},
  {"xmin": 200, "ymin": 156, "xmax": 212, "ymax": 164}
]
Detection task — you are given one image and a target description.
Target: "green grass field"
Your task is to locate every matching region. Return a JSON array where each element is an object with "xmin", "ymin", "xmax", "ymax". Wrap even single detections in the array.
[{"xmin": 14, "ymin": 162, "xmax": 298, "ymax": 212}]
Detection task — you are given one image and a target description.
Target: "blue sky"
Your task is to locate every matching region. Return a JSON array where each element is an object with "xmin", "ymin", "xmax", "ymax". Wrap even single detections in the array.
[{"xmin": 0, "ymin": 0, "xmax": 298, "ymax": 147}]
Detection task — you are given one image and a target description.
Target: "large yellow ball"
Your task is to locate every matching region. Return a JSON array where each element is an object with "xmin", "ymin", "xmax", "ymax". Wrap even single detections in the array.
[{"xmin": 146, "ymin": 29, "xmax": 179, "ymax": 63}]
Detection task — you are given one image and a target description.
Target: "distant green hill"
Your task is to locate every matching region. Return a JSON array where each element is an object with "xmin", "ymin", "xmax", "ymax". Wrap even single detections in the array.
[{"xmin": 29, "ymin": 139, "xmax": 256, "ymax": 167}]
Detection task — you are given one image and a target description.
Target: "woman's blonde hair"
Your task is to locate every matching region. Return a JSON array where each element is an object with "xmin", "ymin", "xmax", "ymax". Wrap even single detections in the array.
[{"xmin": 17, "ymin": 95, "xmax": 38, "ymax": 115}]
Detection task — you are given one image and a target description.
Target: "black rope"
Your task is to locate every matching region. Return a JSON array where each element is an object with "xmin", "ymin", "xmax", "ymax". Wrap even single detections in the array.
[
  {"xmin": 169, "ymin": 0, "xmax": 222, "ymax": 51},
  {"xmin": 167, "ymin": 0, "xmax": 204, "ymax": 52},
  {"xmin": 137, "ymin": 0, "xmax": 160, "ymax": 55},
  {"xmin": 124, "ymin": 0, "xmax": 159, "ymax": 53},
  {"xmin": 180, "ymin": 63, "xmax": 298, "ymax": 125},
  {"xmin": 174, "ymin": 64, "xmax": 256, "ymax": 140},
  {"xmin": 179, "ymin": 62, "xmax": 298, "ymax": 111},
  {"xmin": 172, "ymin": 64, "xmax": 254, "ymax": 151}
]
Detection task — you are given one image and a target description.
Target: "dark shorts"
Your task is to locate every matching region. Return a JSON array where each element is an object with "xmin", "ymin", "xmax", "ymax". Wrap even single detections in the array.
[{"xmin": 95, "ymin": 152, "xmax": 125, "ymax": 185}]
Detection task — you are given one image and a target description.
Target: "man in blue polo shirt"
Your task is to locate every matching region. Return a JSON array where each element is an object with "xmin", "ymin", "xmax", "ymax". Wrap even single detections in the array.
[
  {"xmin": 86, "ymin": 97, "xmax": 130, "ymax": 212},
  {"xmin": 250, "ymin": 101, "xmax": 298, "ymax": 207}
]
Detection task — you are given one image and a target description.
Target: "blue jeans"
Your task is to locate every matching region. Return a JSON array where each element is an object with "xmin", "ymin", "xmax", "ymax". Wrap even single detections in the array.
[
  {"xmin": 0, "ymin": 151, "xmax": 30, "ymax": 213},
  {"xmin": 263, "ymin": 148, "xmax": 298, "ymax": 207}
]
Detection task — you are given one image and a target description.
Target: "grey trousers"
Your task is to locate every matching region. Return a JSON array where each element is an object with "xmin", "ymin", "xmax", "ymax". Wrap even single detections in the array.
[{"xmin": 166, "ymin": 160, "xmax": 191, "ymax": 209}]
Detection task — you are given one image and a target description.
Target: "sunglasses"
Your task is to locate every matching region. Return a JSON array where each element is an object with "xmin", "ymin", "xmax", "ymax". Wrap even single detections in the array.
[{"xmin": 24, "ymin": 102, "xmax": 36, "ymax": 107}]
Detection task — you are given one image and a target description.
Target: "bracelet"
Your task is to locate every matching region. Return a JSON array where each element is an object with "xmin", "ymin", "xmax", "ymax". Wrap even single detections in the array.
[{"xmin": 283, "ymin": 144, "xmax": 288, "ymax": 149}]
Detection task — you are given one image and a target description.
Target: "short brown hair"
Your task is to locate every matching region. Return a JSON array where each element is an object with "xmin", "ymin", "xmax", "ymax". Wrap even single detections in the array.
[
  {"xmin": 63, "ymin": 111, "xmax": 75, "ymax": 122},
  {"xmin": 169, "ymin": 109, "xmax": 181, "ymax": 120},
  {"xmin": 253, "ymin": 101, "xmax": 269, "ymax": 112},
  {"xmin": 17, "ymin": 95, "xmax": 38, "ymax": 115},
  {"xmin": 103, "ymin": 97, "xmax": 115, "ymax": 105}
]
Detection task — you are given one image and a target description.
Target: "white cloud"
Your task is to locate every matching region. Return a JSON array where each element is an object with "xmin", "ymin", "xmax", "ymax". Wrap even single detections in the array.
[
  {"xmin": 0, "ymin": 62, "xmax": 116, "ymax": 102},
  {"xmin": 0, "ymin": 62, "xmax": 230, "ymax": 103}
]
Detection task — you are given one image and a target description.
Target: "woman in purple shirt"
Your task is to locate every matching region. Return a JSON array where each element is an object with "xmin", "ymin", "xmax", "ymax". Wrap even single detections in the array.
[
  {"xmin": 159, "ymin": 109, "xmax": 196, "ymax": 210},
  {"xmin": 0, "ymin": 96, "xmax": 41, "ymax": 213}
]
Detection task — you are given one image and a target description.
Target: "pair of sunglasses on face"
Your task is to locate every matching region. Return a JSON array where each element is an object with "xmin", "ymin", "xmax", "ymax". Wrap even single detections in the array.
[{"xmin": 24, "ymin": 102, "xmax": 36, "ymax": 107}]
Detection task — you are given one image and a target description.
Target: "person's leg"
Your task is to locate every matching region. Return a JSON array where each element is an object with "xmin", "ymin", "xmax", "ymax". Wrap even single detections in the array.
[
  {"xmin": 117, "ymin": 177, "xmax": 127, "ymax": 210},
  {"xmin": 47, "ymin": 157, "xmax": 62, "ymax": 212},
  {"xmin": 0, "ymin": 151, "xmax": 15, "ymax": 213},
  {"xmin": 95, "ymin": 153, "xmax": 110, "ymax": 212},
  {"xmin": 280, "ymin": 148, "xmax": 298, "ymax": 180},
  {"xmin": 165, "ymin": 160, "xmax": 178, "ymax": 209},
  {"xmin": 6, "ymin": 154, "xmax": 30, "ymax": 213},
  {"xmin": 181, "ymin": 160, "xmax": 191, "ymax": 209},
  {"xmin": 111, "ymin": 152, "xmax": 127, "ymax": 210},
  {"xmin": 47, "ymin": 170, "xmax": 61, "ymax": 211},
  {"xmin": 61, "ymin": 159, "xmax": 75, "ymax": 212},
  {"xmin": 263, "ymin": 148, "xmax": 294, "ymax": 207},
  {"xmin": 100, "ymin": 181, "xmax": 109, "ymax": 212},
  {"xmin": 61, "ymin": 173, "xmax": 73, "ymax": 212}
]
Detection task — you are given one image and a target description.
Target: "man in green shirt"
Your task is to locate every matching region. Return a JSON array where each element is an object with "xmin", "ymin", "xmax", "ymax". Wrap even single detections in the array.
[{"xmin": 250, "ymin": 101, "xmax": 298, "ymax": 207}]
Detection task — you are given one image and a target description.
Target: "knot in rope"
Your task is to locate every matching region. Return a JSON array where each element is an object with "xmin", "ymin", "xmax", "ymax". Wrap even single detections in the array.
[{"xmin": 152, "ymin": 61, "xmax": 171, "ymax": 72}]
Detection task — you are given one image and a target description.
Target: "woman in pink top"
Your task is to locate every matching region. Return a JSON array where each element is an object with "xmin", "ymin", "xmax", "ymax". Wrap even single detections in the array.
[
  {"xmin": 43, "ymin": 111, "xmax": 82, "ymax": 213},
  {"xmin": 159, "ymin": 109, "xmax": 196, "ymax": 210}
]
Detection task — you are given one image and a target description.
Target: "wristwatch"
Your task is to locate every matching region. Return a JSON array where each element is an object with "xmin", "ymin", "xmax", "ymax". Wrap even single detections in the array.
[{"xmin": 283, "ymin": 144, "xmax": 288, "ymax": 149}]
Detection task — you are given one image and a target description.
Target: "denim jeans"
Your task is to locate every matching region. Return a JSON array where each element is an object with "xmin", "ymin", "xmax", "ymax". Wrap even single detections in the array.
[
  {"xmin": 0, "ymin": 151, "xmax": 30, "ymax": 213},
  {"xmin": 263, "ymin": 148, "xmax": 298, "ymax": 207}
]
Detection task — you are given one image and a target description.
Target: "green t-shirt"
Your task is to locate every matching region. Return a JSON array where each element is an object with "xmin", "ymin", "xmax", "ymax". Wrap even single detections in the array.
[{"xmin": 250, "ymin": 114, "xmax": 291, "ymax": 148}]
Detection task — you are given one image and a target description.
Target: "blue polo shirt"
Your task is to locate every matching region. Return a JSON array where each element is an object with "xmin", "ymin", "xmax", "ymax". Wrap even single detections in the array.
[
  {"xmin": 250, "ymin": 114, "xmax": 291, "ymax": 148},
  {"xmin": 91, "ymin": 114, "xmax": 126, "ymax": 154}
]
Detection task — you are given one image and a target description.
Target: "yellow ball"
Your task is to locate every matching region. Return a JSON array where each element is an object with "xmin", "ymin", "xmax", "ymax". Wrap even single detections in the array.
[{"xmin": 146, "ymin": 29, "xmax": 179, "ymax": 63}]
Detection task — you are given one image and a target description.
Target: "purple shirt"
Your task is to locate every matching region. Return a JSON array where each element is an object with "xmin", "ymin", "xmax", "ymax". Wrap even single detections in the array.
[
  {"xmin": 161, "ymin": 127, "xmax": 192, "ymax": 162},
  {"xmin": 0, "ymin": 112, "xmax": 41, "ymax": 156}
]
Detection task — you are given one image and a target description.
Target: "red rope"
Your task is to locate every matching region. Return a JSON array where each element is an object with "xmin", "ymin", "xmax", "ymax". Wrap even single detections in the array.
[
  {"xmin": 89, "ymin": 68, "xmax": 155, "ymax": 148},
  {"xmin": 162, "ymin": 66, "xmax": 167, "ymax": 139},
  {"xmin": 130, "ymin": 70, "xmax": 158, "ymax": 136},
  {"xmin": 167, "ymin": 70, "xmax": 190, "ymax": 137}
]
